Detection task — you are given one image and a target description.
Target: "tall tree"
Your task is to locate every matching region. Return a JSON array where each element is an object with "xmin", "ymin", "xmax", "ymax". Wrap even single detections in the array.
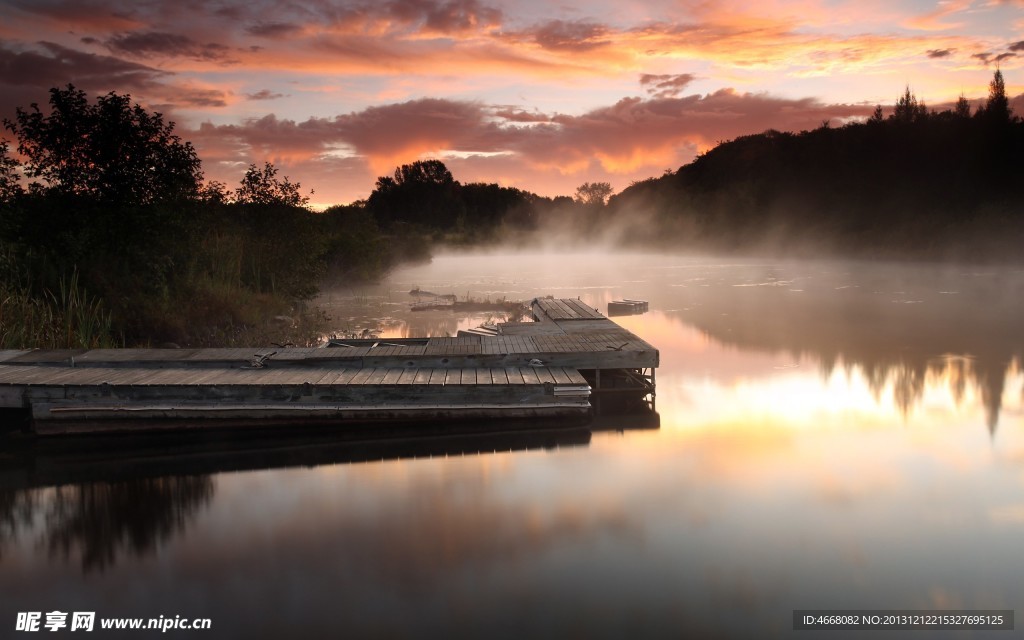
[
  {"xmin": 891, "ymin": 86, "xmax": 928, "ymax": 123},
  {"xmin": 980, "ymin": 69, "xmax": 1011, "ymax": 123},
  {"xmin": 3, "ymin": 85, "xmax": 202, "ymax": 205},
  {"xmin": 954, "ymin": 94, "xmax": 972, "ymax": 119},
  {"xmin": 393, "ymin": 159, "xmax": 455, "ymax": 187},
  {"xmin": 367, "ymin": 159, "xmax": 463, "ymax": 229}
]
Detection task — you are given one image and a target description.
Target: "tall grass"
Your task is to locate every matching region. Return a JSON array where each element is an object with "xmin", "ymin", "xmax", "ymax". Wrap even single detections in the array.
[{"xmin": 0, "ymin": 272, "xmax": 119, "ymax": 349}]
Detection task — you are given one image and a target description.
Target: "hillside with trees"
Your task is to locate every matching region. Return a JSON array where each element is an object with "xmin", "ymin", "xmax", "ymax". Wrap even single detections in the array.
[{"xmin": 607, "ymin": 71, "xmax": 1024, "ymax": 260}]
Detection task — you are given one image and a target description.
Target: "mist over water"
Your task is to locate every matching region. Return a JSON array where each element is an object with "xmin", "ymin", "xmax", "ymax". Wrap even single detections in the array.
[{"xmin": 3, "ymin": 251, "xmax": 1023, "ymax": 638}]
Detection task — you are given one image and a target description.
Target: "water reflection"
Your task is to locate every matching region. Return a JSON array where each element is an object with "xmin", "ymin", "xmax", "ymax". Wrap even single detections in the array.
[
  {"xmin": 0, "ymin": 477, "xmax": 213, "ymax": 573},
  {"xmin": 0, "ymin": 426, "xmax": 591, "ymax": 573},
  {"xmin": 651, "ymin": 261, "xmax": 1024, "ymax": 433}
]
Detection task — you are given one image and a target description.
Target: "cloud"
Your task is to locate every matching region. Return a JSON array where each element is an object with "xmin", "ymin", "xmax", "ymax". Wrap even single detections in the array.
[
  {"xmin": 527, "ymin": 20, "xmax": 611, "ymax": 52},
  {"xmin": 0, "ymin": 42, "xmax": 231, "ymax": 122},
  {"xmin": 0, "ymin": 41, "xmax": 167, "ymax": 90},
  {"xmin": 1, "ymin": 0, "xmax": 984, "ymax": 88},
  {"xmin": 105, "ymin": 31, "xmax": 234, "ymax": 62},
  {"xmin": 4, "ymin": 0, "xmax": 144, "ymax": 31},
  {"xmin": 170, "ymin": 86, "xmax": 230, "ymax": 108},
  {"xmin": 188, "ymin": 90, "xmax": 875, "ymax": 202},
  {"xmin": 490, "ymin": 107, "xmax": 551, "ymax": 123},
  {"xmin": 245, "ymin": 22, "xmax": 304, "ymax": 39},
  {"xmin": 378, "ymin": 0, "xmax": 503, "ymax": 35},
  {"xmin": 245, "ymin": 89, "xmax": 285, "ymax": 101},
  {"xmin": 926, "ymin": 48, "xmax": 955, "ymax": 58},
  {"xmin": 973, "ymin": 51, "xmax": 1018, "ymax": 65},
  {"xmin": 1010, "ymin": 41, "xmax": 1024, "ymax": 52},
  {"xmin": 521, "ymin": 90, "xmax": 874, "ymax": 173},
  {"xmin": 640, "ymin": 73, "xmax": 698, "ymax": 98}
]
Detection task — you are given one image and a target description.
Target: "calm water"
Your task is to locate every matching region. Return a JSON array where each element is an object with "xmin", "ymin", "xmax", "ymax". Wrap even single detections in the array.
[{"xmin": 2, "ymin": 252, "xmax": 1023, "ymax": 638}]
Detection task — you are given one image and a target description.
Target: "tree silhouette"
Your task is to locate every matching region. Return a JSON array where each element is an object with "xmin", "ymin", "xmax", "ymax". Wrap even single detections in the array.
[
  {"xmin": 367, "ymin": 159, "xmax": 463, "ymax": 229},
  {"xmin": 574, "ymin": 181, "xmax": 614, "ymax": 206},
  {"xmin": 3, "ymin": 84, "xmax": 201, "ymax": 205},
  {"xmin": 954, "ymin": 94, "xmax": 972, "ymax": 119},
  {"xmin": 0, "ymin": 140, "xmax": 21, "ymax": 203},
  {"xmin": 235, "ymin": 161, "xmax": 310, "ymax": 207},
  {"xmin": 980, "ymin": 69, "xmax": 1011, "ymax": 123},
  {"xmin": 393, "ymin": 159, "xmax": 455, "ymax": 187},
  {"xmin": 891, "ymin": 85, "xmax": 928, "ymax": 123}
]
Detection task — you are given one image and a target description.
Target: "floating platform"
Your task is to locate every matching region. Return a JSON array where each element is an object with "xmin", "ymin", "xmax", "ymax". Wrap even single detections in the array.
[
  {"xmin": 607, "ymin": 299, "xmax": 649, "ymax": 316},
  {"xmin": 0, "ymin": 298, "xmax": 657, "ymax": 436}
]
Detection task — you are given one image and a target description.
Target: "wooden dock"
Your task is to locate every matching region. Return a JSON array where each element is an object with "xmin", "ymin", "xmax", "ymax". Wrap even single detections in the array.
[{"xmin": 0, "ymin": 298, "xmax": 657, "ymax": 435}]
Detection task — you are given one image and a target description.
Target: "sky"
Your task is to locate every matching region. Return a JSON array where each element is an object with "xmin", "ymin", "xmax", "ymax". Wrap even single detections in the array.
[{"xmin": 1, "ymin": 0, "xmax": 1022, "ymax": 208}]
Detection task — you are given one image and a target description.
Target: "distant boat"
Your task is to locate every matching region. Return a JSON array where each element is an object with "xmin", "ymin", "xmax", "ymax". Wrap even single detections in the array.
[
  {"xmin": 409, "ymin": 288, "xmax": 456, "ymax": 301},
  {"xmin": 607, "ymin": 299, "xmax": 648, "ymax": 316}
]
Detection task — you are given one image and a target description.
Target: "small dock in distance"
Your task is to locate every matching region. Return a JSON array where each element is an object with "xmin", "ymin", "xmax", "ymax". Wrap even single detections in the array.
[{"xmin": 0, "ymin": 298, "xmax": 657, "ymax": 436}]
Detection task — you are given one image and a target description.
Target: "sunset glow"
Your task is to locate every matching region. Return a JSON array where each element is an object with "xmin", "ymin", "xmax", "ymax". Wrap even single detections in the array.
[{"xmin": 1, "ymin": 0, "xmax": 1022, "ymax": 206}]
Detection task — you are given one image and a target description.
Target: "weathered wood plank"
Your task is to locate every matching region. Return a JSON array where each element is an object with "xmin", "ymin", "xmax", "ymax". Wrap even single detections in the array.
[
  {"xmin": 550, "ymin": 367, "xmax": 573, "ymax": 384},
  {"xmin": 413, "ymin": 368, "xmax": 432, "ymax": 385},
  {"xmin": 349, "ymin": 367, "xmax": 376, "ymax": 385},
  {"xmin": 323, "ymin": 368, "xmax": 360, "ymax": 386},
  {"xmin": 428, "ymin": 369, "xmax": 447, "ymax": 384},
  {"xmin": 520, "ymin": 367, "xmax": 541, "ymax": 384},
  {"xmin": 397, "ymin": 368, "xmax": 419, "ymax": 384},
  {"xmin": 7, "ymin": 349, "xmax": 87, "ymax": 364},
  {"xmin": 565, "ymin": 368, "xmax": 589, "ymax": 385},
  {"xmin": 534, "ymin": 368, "xmax": 556, "ymax": 384},
  {"xmin": 505, "ymin": 367, "xmax": 525, "ymax": 385},
  {"xmin": 381, "ymin": 368, "xmax": 405, "ymax": 384},
  {"xmin": 0, "ymin": 365, "xmax": 58, "ymax": 384}
]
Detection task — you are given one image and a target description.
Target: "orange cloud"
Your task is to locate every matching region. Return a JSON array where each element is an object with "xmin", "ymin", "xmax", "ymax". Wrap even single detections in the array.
[{"xmin": 185, "ymin": 89, "xmax": 876, "ymax": 203}]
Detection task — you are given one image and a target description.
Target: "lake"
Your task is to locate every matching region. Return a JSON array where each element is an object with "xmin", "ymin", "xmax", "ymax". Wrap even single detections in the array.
[{"xmin": 2, "ymin": 251, "xmax": 1022, "ymax": 638}]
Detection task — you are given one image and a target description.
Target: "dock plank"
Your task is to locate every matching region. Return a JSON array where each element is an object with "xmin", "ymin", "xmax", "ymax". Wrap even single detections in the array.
[
  {"xmin": 520, "ymin": 367, "xmax": 540, "ymax": 384},
  {"xmin": 7, "ymin": 349, "xmax": 87, "ymax": 364},
  {"xmin": 322, "ymin": 369, "xmax": 360, "ymax": 386},
  {"xmin": 534, "ymin": 368, "xmax": 556, "ymax": 384},
  {"xmin": 505, "ymin": 367, "xmax": 525, "ymax": 384},
  {"xmin": 550, "ymin": 367, "xmax": 573, "ymax": 384},
  {"xmin": 349, "ymin": 368, "xmax": 375, "ymax": 385}
]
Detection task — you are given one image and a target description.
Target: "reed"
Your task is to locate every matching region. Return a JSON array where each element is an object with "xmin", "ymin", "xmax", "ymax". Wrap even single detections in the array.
[{"xmin": 0, "ymin": 272, "xmax": 119, "ymax": 349}]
